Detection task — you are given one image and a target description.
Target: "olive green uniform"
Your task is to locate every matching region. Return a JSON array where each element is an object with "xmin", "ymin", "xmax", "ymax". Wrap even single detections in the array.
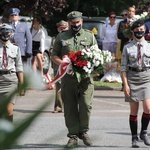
[
  {"xmin": 52, "ymin": 28, "xmax": 97, "ymax": 137},
  {"xmin": 50, "ymin": 36, "xmax": 63, "ymax": 111}
]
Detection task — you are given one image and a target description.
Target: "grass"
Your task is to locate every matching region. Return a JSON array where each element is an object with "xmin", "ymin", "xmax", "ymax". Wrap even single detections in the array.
[{"xmin": 94, "ymin": 81, "xmax": 122, "ymax": 89}]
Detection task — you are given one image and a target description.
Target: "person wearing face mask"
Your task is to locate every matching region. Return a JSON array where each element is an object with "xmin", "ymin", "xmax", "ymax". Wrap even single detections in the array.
[
  {"xmin": 121, "ymin": 20, "xmax": 150, "ymax": 148},
  {"xmin": 51, "ymin": 11, "xmax": 97, "ymax": 148},
  {"xmin": 50, "ymin": 20, "xmax": 68, "ymax": 113},
  {"xmin": 0, "ymin": 23, "xmax": 24, "ymax": 122}
]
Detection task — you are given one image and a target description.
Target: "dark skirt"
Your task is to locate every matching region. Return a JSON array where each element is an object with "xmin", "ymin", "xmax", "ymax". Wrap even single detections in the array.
[
  {"xmin": 125, "ymin": 70, "xmax": 150, "ymax": 102},
  {"xmin": 32, "ymin": 41, "xmax": 41, "ymax": 56}
]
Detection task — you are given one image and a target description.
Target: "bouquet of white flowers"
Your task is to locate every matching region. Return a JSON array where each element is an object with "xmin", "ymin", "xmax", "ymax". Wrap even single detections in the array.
[{"xmin": 68, "ymin": 44, "xmax": 112, "ymax": 81}]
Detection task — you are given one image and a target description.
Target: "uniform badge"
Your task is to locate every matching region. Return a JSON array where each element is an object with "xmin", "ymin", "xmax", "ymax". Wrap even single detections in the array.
[{"xmin": 80, "ymin": 40, "xmax": 90, "ymax": 46}]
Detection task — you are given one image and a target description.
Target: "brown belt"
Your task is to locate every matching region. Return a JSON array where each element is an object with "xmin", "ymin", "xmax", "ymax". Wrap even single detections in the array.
[{"xmin": 128, "ymin": 66, "xmax": 150, "ymax": 72}]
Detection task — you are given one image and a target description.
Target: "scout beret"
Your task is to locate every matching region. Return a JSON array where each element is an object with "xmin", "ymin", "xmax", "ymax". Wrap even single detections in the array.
[
  {"xmin": 0, "ymin": 23, "xmax": 13, "ymax": 32},
  {"xmin": 9, "ymin": 8, "xmax": 20, "ymax": 15},
  {"xmin": 56, "ymin": 20, "xmax": 68, "ymax": 27},
  {"xmin": 131, "ymin": 20, "xmax": 145, "ymax": 30},
  {"xmin": 67, "ymin": 11, "xmax": 82, "ymax": 20}
]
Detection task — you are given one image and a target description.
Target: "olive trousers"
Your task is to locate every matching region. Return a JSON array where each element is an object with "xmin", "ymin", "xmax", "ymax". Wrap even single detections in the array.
[{"xmin": 61, "ymin": 74, "xmax": 94, "ymax": 138}]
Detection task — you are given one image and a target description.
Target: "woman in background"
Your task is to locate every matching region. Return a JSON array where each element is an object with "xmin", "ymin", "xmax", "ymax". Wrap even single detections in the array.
[
  {"xmin": 102, "ymin": 12, "xmax": 118, "ymax": 57},
  {"xmin": 31, "ymin": 17, "xmax": 45, "ymax": 77}
]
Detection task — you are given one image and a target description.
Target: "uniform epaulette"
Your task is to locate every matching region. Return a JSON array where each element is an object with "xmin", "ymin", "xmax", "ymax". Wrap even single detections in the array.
[
  {"xmin": 84, "ymin": 29, "xmax": 93, "ymax": 33},
  {"xmin": 125, "ymin": 39, "xmax": 132, "ymax": 45},
  {"xmin": 12, "ymin": 43, "xmax": 19, "ymax": 46}
]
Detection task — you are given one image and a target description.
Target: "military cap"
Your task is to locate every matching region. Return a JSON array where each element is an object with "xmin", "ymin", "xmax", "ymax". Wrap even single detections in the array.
[
  {"xmin": 0, "ymin": 23, "xmax": 13, "ymax": 32},
  {"xmin": 131, "ymin": 20, "xmax": 145, "ymax": 30},
  {"xmin": 56, "ymin": 20, "xmax": 68, "ymax": 27},
  {"xmin": 9, "ymin": 8, "xmax": 20, "ymax": 15},
  {"xmin": 67, "ymin": 11, "xmax": 82, "ymax": 20}
]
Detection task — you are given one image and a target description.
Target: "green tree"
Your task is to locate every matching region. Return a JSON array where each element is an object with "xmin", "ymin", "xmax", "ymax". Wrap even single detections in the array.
[
  {"xmin": 0, "ymin": 0, "xmax": 68, "ymax": 20},
  {"xmin": 1, "ymin": 0, "xmax": 150, "ymax": 36}
]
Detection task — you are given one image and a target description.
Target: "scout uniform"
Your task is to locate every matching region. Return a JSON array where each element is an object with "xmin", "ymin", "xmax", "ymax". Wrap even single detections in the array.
[
  {"xmin": 121, "ymin": 38, "xmax": 150, "ymax": 102},
  {"xmin": 51, "ymin": 20, "xmax": 68, "ymax": 113},
  {"xmin": 52, "ymin": 11, "xmax": 97, "ymax": 146},
  {"xmin": 0, "ymin": 23, "xmax": 23, "ymax": 119},
  {"xmin": 120, "ymin": 20, "xmax": 150, "ymax": 148}
]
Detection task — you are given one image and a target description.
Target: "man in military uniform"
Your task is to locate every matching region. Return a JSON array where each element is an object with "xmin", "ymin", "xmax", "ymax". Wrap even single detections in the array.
[
  {"xmin": 50, "ymin": 20, "xmax": 68, "ymax": 113},
  {"xmin": 9, "ymin": 8, "xmax": 32, "ymax": 64},
  {"xmin": 0, "ymin": 23, "xmax": 24, "ymax": 122},
  {"xmin": 51, "ymin": 11, "xmax": 97, "ymax": 148}
]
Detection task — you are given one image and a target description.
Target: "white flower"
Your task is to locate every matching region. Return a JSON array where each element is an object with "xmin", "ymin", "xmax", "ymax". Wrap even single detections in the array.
[
  {"xmin": 81, "ymin": 49, "xmax": 87, "ymax": 54},
  {"xmin": 143, "ymin": 12, "xmax": 148, "ymax": 16},
  {"xmin": 95, "ymin": 60, "xmax": 100, "ymax": 67},
  {"xmin": 87, "ymin": 61, "xmax": 91, "ymax": 68},
  {"xmin": 133, "ymin": 15, "xmax": 140, "ymax": 20},
  {"xmin": 83, "ymin": 66, "xmax": 92, "ymax": 74}
]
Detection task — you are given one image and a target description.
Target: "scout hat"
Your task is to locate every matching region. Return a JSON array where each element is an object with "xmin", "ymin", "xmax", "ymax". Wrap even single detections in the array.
[
  {"xmin": 9, "ymin": 8, "xmax": 20, "ymax": 15},
  {"xmin": 67, "ymin": 11, "xmax": 82, "ymax": 20},
  {"xmin": 131, "ymin": 20, "xmax": 145, "ymax": 30},
  {"xmin": 0, "ymin": 23, "xmax": 13, "ymax": 32},
  {"xmin": 56, "ymin": 20, "xmax": 68, "ymax": 27}
]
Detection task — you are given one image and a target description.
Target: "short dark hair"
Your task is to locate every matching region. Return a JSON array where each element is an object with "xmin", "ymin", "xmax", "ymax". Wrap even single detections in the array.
[
  {"xmin": 33, "ymin": 17, "xmax": 42, "ymax": 24},
  {"xmin": 109, "ymin": 12, "xmax": 116, "ymax": 17}
]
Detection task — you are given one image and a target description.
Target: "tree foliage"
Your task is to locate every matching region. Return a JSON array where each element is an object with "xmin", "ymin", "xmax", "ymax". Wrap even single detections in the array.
[
  {"xmin": 1, "ymin": 0, "xmax": 150, "ymax": 36},
  {"xmin": 0, "ymin": 0, "xmax": 68, "ymax": 20}
]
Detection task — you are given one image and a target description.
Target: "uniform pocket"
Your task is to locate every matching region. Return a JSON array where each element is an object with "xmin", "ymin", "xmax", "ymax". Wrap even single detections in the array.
[
  {"xmin": 143, "ymin": 53, "xmax": 150, "ymax": 66},
  {"xmin": 8, "ymin": 55, "xmax": 16, "ymax": 64},
  {"xmin": 129, "ymin": 54, "xmax": 137, "ymax": 63}
]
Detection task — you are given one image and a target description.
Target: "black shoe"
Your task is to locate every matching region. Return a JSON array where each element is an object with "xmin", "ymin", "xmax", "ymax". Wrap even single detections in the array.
[
  {"xmin": 132, "ymin": 136, "xmax": 139, "ymax": 148},
  {"xmin": 81, "ymin": 133, "xmax": 93, "ymax": 146},
  {"xmin": 140, "ymin": 130, "xmax": 150, "ymax": 146},
  {"xmin": 66, "ymin": 137, "xmax": 78, "ymax": 148}
]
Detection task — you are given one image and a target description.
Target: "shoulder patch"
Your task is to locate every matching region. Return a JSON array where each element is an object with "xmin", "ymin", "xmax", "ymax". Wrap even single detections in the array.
[
  {"xmin": 84, "ymin": 29, "xmax": 93, "ymax": 33},
  {"xmin": 124, "ymin": 40, "xmax": 132, "ymax": 45},
  {"xmin": 12, "ymin": 43, "xmax": 19, "ymax": 46}
]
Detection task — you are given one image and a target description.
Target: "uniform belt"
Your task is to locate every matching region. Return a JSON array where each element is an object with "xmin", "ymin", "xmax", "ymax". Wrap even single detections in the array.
[
  {"xmin": 0, "ymin": 70, "xmax": 15, "ymax": 75},
  {"xmin": 128, "ymin": 66, "xmax": 150, "ymax": 72}
]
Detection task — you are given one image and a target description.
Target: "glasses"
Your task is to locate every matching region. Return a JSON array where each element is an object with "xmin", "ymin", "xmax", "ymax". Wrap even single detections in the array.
[
  {"xmin": 110, "ymin": 16, "xmax": 116, "ymax": 19},
  {"xmin": 121, "ymin": 14, "xmax": 127, "ymax": 17}
]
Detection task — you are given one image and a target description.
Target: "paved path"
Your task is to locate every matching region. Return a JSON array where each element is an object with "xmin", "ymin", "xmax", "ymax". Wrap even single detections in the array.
[{"xmin": 11, "ymin": 88, "xmax": 150, "ymax": 150}]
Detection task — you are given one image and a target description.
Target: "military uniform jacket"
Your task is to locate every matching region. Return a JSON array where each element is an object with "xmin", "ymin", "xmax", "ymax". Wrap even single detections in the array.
[
  {"xmin": 120, "ymin": 39, "xmax": 150, "ymax": 72},
  {"xmin": 0, "ymin": 41, "xmax": 23, "ymax": 72},
  {"xmin": 11, "ymin": 21, "xmax": 32, "ymax": 56},
  {"xmin": 52, "ymin": 28, "xmax": 97, "ymax": 58}
]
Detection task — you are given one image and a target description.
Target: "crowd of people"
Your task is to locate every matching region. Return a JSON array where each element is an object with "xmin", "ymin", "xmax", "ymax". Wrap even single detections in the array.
[{"xmin": 0, "ymin": 4, "xmax": 150, "ymax": 149}]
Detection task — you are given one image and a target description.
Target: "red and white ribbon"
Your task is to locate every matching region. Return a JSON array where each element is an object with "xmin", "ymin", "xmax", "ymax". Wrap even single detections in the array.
[{"xmin": 50, "ymin": 55, "xmax": 71, "ymax": 85}]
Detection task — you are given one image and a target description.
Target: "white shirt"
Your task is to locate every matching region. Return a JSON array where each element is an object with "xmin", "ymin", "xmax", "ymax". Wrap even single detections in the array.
[
  {"xmin": 102, "ymin": 23, "xmax": 118, "ymax": 43},
  {"xmin": 31, "ymin": 28, "xmax": 45, "ymax": 53}
]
